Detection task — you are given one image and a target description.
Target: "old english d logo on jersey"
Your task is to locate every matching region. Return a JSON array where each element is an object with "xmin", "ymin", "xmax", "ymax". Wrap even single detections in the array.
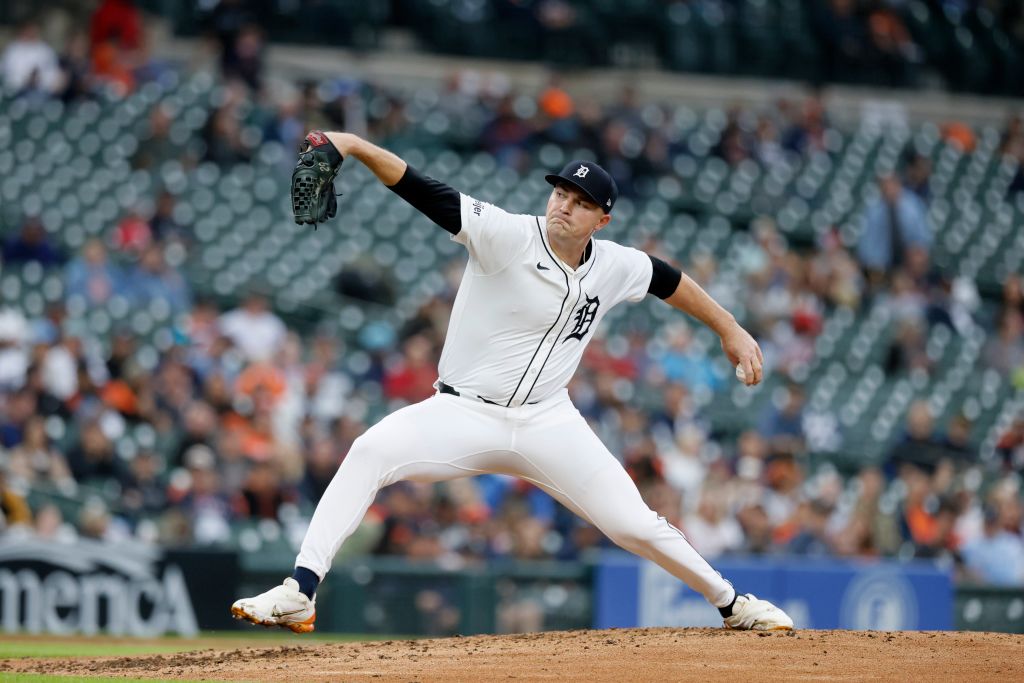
[{"xmin": 564, "ymin": 295, "xmax": 600, "ymax": 342}]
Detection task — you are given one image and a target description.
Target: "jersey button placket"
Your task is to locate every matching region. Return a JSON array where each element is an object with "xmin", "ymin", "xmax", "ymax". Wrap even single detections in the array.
[
  {"xmin": 531, "ymin": 279, "xmax": 573, "ymax": 391},
  {"xmin": 511, "ymin": 257, "xmax": 573, "ymax": 407}
]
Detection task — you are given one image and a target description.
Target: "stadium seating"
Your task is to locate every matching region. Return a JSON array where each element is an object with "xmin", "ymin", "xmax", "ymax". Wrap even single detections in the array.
[
  {"xmin": 1, "ymin": 62, "xmax": 1021, "ymax": 544},
  {"xmin": 149, "ymin": 0, "xmax": 1024, "ymax": 95}
]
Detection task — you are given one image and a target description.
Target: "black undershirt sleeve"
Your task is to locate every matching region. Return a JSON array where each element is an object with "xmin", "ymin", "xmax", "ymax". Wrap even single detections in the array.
[
  {"xmin": 648, "ymin": 255, "xmax": 682, "ymax": 299},
  {"xmin": 387, "ymin": 165, "xmax": 462, "ymax": 235}
]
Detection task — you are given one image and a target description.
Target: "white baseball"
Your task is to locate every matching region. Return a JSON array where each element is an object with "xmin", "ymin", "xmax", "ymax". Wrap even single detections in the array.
[{"xmin": 735, "ymin": 364, "xmax": 746, "ymax": 382}]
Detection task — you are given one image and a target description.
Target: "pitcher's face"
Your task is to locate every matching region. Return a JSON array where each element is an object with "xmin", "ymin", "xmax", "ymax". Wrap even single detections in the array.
[{"xmin": 545, "ymin": 183, "xmax": 609, "ymax": 241}]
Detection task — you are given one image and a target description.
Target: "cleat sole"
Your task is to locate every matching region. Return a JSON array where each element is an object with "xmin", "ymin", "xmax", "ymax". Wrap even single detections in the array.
[{"xmin": 230, "ymin": 605, "xmax": 316, "ymax": 634}]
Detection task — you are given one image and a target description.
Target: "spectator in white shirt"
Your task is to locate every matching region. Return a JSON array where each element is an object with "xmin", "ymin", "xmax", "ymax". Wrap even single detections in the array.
[
  {"xmin": 218, "ymin": 293, "xmax": 286, "ymax": 362},
  {"xmin": 0, "ymin": 307, "xmax": 29, "ymax": 390},
  {"xmin": 0, "ymin": 20, "xmax": 60, "ymax": 95},
  {"xmin": 684, "ymin": 487, "xmax": 745, "ymax": 559}
]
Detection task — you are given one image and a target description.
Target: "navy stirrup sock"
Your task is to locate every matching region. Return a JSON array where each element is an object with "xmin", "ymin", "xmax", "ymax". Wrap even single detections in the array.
[
  {"xmin": 718, "ymin": 591, "xmax": 738, "ymax": 618},
  {"xmin": 292, "ymin": 566, "xmax": 320, "ymax": 600}
]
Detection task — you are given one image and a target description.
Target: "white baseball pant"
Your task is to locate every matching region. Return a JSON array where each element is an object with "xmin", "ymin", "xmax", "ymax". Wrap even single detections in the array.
[{"xmin": 295, "ymin": 389, "xmax": 735, "ymax": 609}]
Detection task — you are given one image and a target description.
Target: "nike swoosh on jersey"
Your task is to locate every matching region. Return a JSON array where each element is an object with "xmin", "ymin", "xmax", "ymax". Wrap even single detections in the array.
[{"xmin": 536, "ymin": 262, "xmax": 550, "ymax": 270}]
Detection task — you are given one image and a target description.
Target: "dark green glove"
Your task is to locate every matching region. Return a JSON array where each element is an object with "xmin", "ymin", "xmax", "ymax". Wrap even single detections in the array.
[{"xmin": 291, "ymin": 131, "xmax": 343, "ymax": 227}]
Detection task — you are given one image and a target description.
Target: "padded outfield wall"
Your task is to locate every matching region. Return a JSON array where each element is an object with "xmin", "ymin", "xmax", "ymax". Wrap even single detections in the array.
[{"xmin": 2, "ymin": 538, "xmax": 1021, "ymax": 635}]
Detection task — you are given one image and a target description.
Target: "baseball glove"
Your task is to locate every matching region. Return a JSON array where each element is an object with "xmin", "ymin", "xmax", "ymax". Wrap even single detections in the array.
[{"xmin": 291, "ymin": 131, "xmax": 343, "ymax": 228}]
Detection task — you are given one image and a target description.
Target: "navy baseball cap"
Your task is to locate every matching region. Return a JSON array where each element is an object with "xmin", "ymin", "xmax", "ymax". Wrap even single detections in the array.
[{"xmin": 545, "ymin": 160, "xmax": 618, "ymax": 213}]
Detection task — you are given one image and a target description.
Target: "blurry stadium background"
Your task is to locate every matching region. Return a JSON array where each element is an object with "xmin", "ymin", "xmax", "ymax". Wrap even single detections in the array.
[{"xmin": 0, "ymin": 0, "xmax": 1022, "ymax": 637}]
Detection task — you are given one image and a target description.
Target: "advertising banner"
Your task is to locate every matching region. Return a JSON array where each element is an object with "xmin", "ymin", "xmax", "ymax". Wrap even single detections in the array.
[
  {"xmin": 0, "ymin": 536, "xmax": 239, "ymax": 636},
  {"xmin": 595, "ymin": 553, "xmax": 953, "ymax": 630}
]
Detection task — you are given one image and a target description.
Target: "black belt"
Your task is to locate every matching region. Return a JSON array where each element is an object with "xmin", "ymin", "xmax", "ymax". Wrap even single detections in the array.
[{"xmin": 437, "ymin": 381, "xmax": 499, "ymax": 405}]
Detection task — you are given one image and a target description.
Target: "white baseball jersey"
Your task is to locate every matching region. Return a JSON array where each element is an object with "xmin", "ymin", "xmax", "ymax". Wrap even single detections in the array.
[{"xmin": 438, "ymin": 194, "xmax": 653, "ymax": 407}]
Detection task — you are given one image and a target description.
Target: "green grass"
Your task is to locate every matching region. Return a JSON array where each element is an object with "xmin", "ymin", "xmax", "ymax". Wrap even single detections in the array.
[
  {"xmin": 0, "ymin": 676, "xmax": 220, "ymax": 683},
  {"xmin": 0, "ymin": 643, "xmax": 198, "ymax": 659},
  {"xmin": 0, "ymin": 631, "xmax": 406, "ymax": 660},
  {"xmin": 0, "ymin": 640, "xmax": 214, "ymax": 683},
  {"xmin": 0, "ymin": 631, "xmax": 411, "ymax": 682}
]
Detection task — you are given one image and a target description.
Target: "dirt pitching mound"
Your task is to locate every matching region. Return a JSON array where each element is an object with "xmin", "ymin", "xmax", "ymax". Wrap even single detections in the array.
[{"xmin": 2, "ymin": 628, "xmax": 1021, "ymax": 682}]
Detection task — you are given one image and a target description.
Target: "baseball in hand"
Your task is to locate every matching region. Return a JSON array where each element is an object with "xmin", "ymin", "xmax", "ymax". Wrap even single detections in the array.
[{"xmin": 735, "ymin": 364, "xmax": 746, "ymax": 382}]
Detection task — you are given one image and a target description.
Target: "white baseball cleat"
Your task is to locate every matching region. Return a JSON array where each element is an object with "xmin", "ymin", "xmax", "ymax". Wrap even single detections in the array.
[
  {"xmin": 231, "ymin": 578, "xmax": 316, "ymax": 633},
  {"xmin": 722, "ymin": 593, "xmax": 794, "ymax": 631}
]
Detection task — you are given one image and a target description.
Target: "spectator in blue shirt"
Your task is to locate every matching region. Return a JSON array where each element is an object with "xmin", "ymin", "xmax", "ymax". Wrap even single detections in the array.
[
  {"xmin": 658, "ymin": 324, "xmax": 722, "ymax": 395},
  {"xmin": 758, "ymin": 381, "xmax": 808, "ymax": 455},
  {"xmin": 125, "ymin": 245, "xmax": 191, "ymax": 314},
  {"xmin": 64, "ymin": 239, "xmax": 124, "ymax": 308},
  {"xmin": 857, "ymin": 174, "xmax": 932, "ymax": 286},
  {"xmin": 962, "ymin": 504, "xmax": 1024, "ymax": 586}
]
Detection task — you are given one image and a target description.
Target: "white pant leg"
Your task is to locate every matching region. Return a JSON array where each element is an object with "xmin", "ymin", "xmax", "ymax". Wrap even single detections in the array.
[
  {"xmin": 296, "ymin": 394, "xmax": 513, "ymax": 579},
  {"xmin": 511, "ymin": 395, "xmax": 735, "ymax": 608}
]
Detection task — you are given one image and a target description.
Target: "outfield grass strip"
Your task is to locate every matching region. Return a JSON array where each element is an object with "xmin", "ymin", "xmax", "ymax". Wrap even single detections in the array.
[{"xmin": 0, "ymin": 675, "xmax": 216, "ymax": 683}]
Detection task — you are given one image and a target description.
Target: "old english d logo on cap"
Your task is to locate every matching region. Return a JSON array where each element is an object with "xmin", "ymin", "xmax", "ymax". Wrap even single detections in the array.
[{"xmin": 545, "ymin": 161, "xmax": 618, "ymax": 213}]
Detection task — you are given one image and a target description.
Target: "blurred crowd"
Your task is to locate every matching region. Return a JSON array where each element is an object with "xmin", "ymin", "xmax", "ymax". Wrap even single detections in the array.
[
  {"xmin": 0, "ymin": 0, "xmax": 174, "ymax": 103},
  {"xmin": 29, "ymin": 0, "xmax": 1015, "ymax": 95},
  {"xmin": 807, "ymin": 0, "xmax": 1023, "ymax": 90},
  {"xmin": 1, "ymin": 3, "xmax": 1023, "ymax": 589},
  {"xmin": 2, "ymin": 159, "xmax": 1022, "ymax": 587}
]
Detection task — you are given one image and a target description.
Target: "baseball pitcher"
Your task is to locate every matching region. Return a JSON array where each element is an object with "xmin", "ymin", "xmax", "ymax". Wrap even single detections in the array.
[{"xmin": 231, "ymin": 131, "xmax": 794, "ymax": 632}]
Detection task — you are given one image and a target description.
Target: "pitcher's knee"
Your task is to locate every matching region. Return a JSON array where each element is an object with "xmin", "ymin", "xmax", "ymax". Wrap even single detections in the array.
[
  {"xmin": 602, "ymin": 520, "xmax": 656, "ymax": 553},
  {"xmin": 339, "ymin": 433, "xmax": 385, "ymax": 475},
  {"xmin": 341, "ymin": 429, "xmax": 420, "ymax": 487}
]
